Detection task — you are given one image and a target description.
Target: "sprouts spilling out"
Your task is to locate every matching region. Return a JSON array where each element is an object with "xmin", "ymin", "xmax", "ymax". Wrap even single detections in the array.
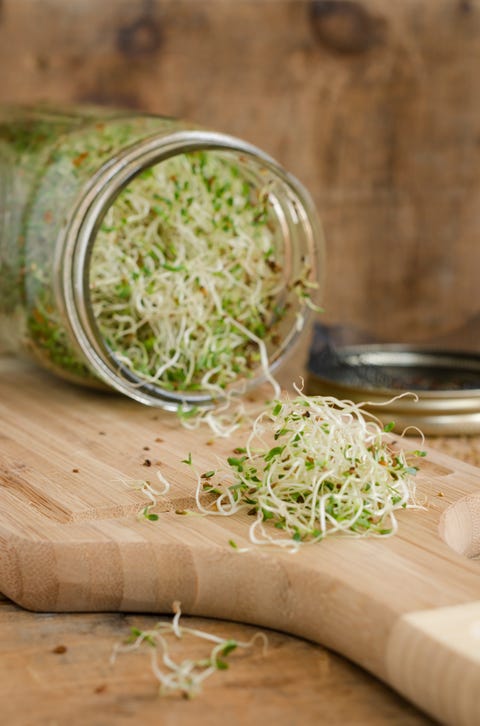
[{"xmin": 90, "ymin": 150, "xmax": 316, "ymax": 410}]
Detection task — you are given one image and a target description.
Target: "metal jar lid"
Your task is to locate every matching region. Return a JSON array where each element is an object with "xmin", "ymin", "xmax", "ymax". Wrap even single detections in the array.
[{"xmin": 306, "ymin": 341, "xmax": 480, "ymax": 436}]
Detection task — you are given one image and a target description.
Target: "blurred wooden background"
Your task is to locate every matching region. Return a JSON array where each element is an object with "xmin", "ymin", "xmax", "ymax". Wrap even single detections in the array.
[{"xmin": 1, "ymin": 0, "xmax": 479, "ymax": 347}]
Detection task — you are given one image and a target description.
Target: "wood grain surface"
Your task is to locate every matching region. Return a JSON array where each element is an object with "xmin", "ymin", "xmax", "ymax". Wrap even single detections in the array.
[
  {"xmin": 1, "ymin": 0, "xmax": 480, "ymax": 348},
  {"xmin": 0, "ymin": 356, "xmax": 479, "ymax": 725},
  {"xmin": 0, "ymin": 595, "xmax": 433, "ymax": 726}
]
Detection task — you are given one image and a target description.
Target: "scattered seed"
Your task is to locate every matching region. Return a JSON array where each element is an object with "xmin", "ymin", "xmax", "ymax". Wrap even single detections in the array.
[{"xmin": 52, "ymin": 645, "xmax": 67, "ymax": 654}]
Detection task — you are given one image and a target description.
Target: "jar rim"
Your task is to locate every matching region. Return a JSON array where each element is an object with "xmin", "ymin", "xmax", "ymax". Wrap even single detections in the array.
[{"xmin": 58, "ymin": 128, "xmax": 325, "ymax": 407}]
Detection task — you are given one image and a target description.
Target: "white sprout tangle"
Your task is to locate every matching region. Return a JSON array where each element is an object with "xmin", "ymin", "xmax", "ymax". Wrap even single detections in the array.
[
  {"xmin": 89, "ymin": 151, "xmax": 311, "ymax": 404},
  {"xmin": 195, "ymin": 388, "xmax": 425, "ymax": 553},
  {"xmin": 111, "ymin": 602, "xmax": 268, "ymax": 698}
]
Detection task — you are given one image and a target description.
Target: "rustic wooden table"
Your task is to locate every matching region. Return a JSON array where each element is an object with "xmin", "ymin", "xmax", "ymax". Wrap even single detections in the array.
[{"xmin": 0, "ymin": 592, "xmax": 435, "ymax": 726}]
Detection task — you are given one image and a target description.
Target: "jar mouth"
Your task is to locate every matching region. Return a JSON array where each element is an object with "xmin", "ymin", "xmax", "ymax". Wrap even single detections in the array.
[{"xmin": 59, "ymin": 129, "xmax": 324, "ymax": 408}]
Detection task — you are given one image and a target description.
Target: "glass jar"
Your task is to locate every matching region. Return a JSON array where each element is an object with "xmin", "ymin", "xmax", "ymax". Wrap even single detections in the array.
[{"xmin": 0, "ymin": 105, "xmax": 324, "ymax": 410}]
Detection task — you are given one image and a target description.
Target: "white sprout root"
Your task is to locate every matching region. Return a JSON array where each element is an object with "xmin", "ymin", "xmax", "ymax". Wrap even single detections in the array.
[
  {"xmin": 111, "ymin": 602, "xmax": 268, "ymax": 699},
  {"xmin": 195, "ymin": 388, "xmax": 426, "ymax": 553},
  {"xmin": 122, "ymin": 472, "xmax": 171, "ymax": 522}
]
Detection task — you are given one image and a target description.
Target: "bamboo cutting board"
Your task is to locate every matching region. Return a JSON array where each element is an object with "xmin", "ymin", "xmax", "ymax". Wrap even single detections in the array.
[{"xmin": 1, "ymin": 357, "xmax": 479, "ymax": 725}]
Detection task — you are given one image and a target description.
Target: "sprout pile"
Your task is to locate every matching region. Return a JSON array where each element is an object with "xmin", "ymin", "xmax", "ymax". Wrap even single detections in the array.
[
  {"xmin": 194, "ymin": 390, "xmax": 424, "ymax": 552},
  {"xmin": 89, "ymin": 150, "xmax": 313, "ymax": 403},
  {"xmin": 111, "ymin": 602, "xmax": 267, "ymax": 699}
]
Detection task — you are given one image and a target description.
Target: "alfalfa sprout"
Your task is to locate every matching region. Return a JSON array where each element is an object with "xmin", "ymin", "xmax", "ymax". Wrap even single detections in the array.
[
  {"xmin": 111, "ymin": 602, "xmax": 268, "ymax": 699},
  {"xmin": 195, "ymin": 388, "xmax": 425, "ymax": 552},
  {"xmin": 89, "ymin": 150, "xmax": 317, "ymax": 415}
]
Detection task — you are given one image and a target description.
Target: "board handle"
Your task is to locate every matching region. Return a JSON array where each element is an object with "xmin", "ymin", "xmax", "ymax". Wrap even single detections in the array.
[
  {"xmin": 439, "ymin": 494, "xmax": 480, "ymax": 559},
  {"xmin": 386, "ymin": 601, "xmax": 480, "ymax": 726}
]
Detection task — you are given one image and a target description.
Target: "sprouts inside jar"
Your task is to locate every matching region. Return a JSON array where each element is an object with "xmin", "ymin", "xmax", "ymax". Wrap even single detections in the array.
[{"xmin": 89, "ymin": 150, "xmax": 317, "ymax": 405}]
